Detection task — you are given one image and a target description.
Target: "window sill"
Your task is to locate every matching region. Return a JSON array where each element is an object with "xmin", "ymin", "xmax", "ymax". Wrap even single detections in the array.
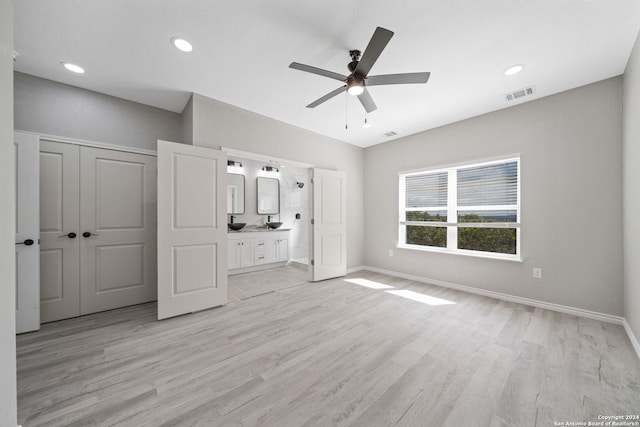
[{"xmin": 397, "ymin": 244, "xmax": 523, "ymax": 262}]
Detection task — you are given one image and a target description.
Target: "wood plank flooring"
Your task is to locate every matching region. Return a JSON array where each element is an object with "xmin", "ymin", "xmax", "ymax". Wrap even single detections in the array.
[
  {"xmin": 228, "ymin": 265, "xmax": 309, "ymax": 302},
  {"xmin": 17, "ymin": 270, "xmax": 640, "ymax": 426}
]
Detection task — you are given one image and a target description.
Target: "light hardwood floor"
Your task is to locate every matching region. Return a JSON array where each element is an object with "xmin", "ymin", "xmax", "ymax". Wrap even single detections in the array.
[
  {"xmin": 17, "ymin": 270, "xmax": 640, "ymax": 426},
  {"xmin": 228, "ymin": 265, "xmax": 309, "ymax": 302}
]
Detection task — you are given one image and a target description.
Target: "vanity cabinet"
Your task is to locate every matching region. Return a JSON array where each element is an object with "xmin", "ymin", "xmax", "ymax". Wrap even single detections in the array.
[
  {"xmin": 228, "ymin": 238, "xmax": 253, "ymax": 269},
  {"xmin": 228, "ymin": 230, "xmax": 290, "ymax": 272},
  {"xmin": 268, "ymin": 235, "xmax": 290, "ymax": 263}
]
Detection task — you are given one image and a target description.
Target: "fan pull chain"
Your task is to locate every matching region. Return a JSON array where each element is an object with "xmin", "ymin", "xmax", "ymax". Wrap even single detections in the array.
[{"xmin": 345, "ymin": 91, "xmax": 348, "ymax": 130}]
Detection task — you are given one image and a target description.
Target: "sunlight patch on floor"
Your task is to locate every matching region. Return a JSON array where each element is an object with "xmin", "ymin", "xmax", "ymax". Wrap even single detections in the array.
[
  {"xmin": 344, "ymin": 278, "xmax": 395, "ymax": 289},
  {"xmin": 385, "ymin": 289, "xmax": 456, "ymax": 306},
  {"xmin": 344, "ymin": 277, "xmax": 456, "ymax": 306}
]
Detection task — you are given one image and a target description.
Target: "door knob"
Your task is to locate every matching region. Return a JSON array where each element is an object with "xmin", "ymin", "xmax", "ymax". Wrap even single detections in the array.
[
  {"xmin": 82, "ymin": 231, "xmax": 99, "ymax": 238},
  {"xmin": 16, "ymin": 239, "xmax": 35, "ymax": 246},
  {"xmin": 58, "ymin": 232, "xmax": 77, "ymax": 238}
]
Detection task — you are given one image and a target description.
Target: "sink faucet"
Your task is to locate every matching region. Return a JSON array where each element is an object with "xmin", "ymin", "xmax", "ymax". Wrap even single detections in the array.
[
  {"xmin": 230, "ymin": 215, "xmax": 235, "ymax": 224},
  {"xmin": 267, "ymin": 215, "xmax": 272, "ymax": 223}
]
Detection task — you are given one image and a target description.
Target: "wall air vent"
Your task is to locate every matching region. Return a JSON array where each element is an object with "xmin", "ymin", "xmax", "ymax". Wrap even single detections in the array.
[
  {"xmin": 505, "ymin": 86, "xmax": 536, "ymax": 102},
  {"xmin": 383, "ymin": 131, "xmax": 398, "ymax": 138}
]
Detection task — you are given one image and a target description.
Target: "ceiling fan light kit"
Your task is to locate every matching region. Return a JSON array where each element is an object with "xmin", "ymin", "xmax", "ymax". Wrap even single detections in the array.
[
  {"xmin": 289, "ymin": 27, "xmax": 430, "ymax": 114},
  {"xmin": 347, "ymin": 76, "xmax": 365, "ymax": 96}
]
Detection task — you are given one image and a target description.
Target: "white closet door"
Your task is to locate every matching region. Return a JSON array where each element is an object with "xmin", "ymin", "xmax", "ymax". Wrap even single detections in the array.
[
  {"xmin": 39, "ymin": 140, "xmax": 80, "ymax": 323},
  {"xmin": 15, "ymin": 131, "xmax": 40, "ymax": 333},
  {"xmin": 79, "ymin": 147, "xmax": 157, "ymax": 315},
  {"xmin": 312, "ymin": 168, "xmax": 347, "ymax": 281},
  {"xmin": 157, "ymin": 140, "xmax": 227, "ymax": 320}
]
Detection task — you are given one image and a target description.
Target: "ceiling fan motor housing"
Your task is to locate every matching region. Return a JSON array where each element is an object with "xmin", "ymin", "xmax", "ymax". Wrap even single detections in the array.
[
  {"xmin": 348, "ymin": 49, "xmax": 361, "ymax": 72},
  {"xmin": 347, "ymin": 74, "xmax": 365, "ymax": 86}
]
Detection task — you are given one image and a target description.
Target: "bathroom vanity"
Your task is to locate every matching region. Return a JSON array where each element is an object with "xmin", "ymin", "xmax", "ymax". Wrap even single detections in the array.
[{"xmin": 227, "ymin": 229, "xmax": 290, "ymax": 274}]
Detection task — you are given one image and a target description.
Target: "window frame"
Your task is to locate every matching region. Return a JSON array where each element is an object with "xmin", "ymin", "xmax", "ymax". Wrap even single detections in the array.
[{"xmin": 398, "ymin": 156, "xmax": 521, "ymax": 261}]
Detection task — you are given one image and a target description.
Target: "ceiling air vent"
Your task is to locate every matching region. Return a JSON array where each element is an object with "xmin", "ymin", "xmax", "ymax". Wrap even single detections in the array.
[
  {"xmin": 383, "ymin": 131, "xmax": 398, "ymax": 138},
  {"xmin": 505, "ymin": 86, "xmax": 536, "ymax": 102}
]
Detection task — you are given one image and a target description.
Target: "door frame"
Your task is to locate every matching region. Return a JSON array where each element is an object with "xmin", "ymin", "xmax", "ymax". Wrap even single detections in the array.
[
  {"xmin": 21, "ymin": 131, "xmax": 157, "ymax": 157},
  {"xmin": 15, "ymin": 131, "xmax": 40, "ymax": 333}
]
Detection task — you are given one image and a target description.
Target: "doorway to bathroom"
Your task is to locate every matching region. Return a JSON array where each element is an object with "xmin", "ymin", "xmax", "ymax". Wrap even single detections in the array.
[{"xmin": 223, "ymin": 148, "xmax": 314, "ymax": 300}]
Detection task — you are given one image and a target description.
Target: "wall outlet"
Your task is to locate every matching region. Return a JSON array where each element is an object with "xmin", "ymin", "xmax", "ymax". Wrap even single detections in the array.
[
  {"xmin": 388, "ymin": 249, "xmax": 394, "ymax": 257},
  {"xmin": 533, "ymin": 267, "xmax": 543, "ymax": 279}
]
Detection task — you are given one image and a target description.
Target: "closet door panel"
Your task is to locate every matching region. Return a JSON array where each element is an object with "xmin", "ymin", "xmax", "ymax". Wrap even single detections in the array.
[
  {"xmin": 39, "ymin": 140, "xmax": 80, "ymax": 322},
  {"xmin": 79, "ymin": 147, "xmax": 157, "ymax": 315}
]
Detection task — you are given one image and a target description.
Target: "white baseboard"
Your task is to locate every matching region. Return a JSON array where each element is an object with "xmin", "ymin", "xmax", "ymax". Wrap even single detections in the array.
[
  {"xmin": 347, "ymin": 265, "xmax": 367, "ymax": 274},
  {"xmin": 353, "ymin": 265, "xmax": 624, "ymax": 326},
  {"xmin": 623, "ymin": 319, "xmax": 640, "ymax": 360}
]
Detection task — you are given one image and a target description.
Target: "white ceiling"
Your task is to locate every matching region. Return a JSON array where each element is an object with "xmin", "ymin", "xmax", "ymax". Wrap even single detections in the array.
[{"xmin": 13, "ymin": 0, "xmax": 640, "ymax": 148}]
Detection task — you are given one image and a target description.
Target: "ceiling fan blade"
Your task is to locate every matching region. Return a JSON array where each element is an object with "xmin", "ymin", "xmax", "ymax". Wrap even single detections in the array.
[
  {"xmin": 354, "ymin": 27, "xmax": 394, "ymax": 77},
  {"xmin": 357, "ymin": 88, "xmax": 377, "ymax": 113},
  {"xmin": 367, "ymin": 72, "xmax": 430, "ymax": 86},
  {"xmin": 306, "ymin": 86, "xmax": 346, "ymax": 108},
  {"xmin": 290, "ymin": 62, "xmax": 348, "ymax": 82}
]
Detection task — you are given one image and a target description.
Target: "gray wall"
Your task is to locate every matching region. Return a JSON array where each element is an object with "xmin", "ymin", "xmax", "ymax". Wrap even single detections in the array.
[
  {"xmin": 624, "ymin": 33, "xmax": 640, "ymax": 341},
  {"xmin": 364, "ymin": 77, "xmax": 623, "ymax": 316},
  {"xmin": 191, "ymin": 94, "xmax": 365, "ymax": 268},
  {"xmin": 14, "ymin": 72, "xmax": 183, "ymax": 151},
  {"xmin": 181, "ymin": 94, "xmax": 193, "ymax": 144},
  {"xmin": 0, "ymin": 0, "xmax": 17, "ymax": 424}
]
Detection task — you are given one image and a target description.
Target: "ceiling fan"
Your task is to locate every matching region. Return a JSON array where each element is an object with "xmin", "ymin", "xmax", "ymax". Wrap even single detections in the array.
[{"xmin": 289, "ymin": 27, "xmax": 430, "ymax": 113}]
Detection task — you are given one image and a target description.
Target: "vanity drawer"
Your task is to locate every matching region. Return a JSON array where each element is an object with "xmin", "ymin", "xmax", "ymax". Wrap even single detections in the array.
[{"xmin": 254, "ymin": 240, "xmax": 267, "ymax": 264}]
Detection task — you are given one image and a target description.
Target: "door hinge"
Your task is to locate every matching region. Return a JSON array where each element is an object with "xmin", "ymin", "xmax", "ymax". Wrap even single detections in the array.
[
  {"xmin": 311, "ymin": 259, "xmax": 314, "ymax": 266},
  {"xmin": 311, "ymin": 178, "xmax": 314, "ymax": 184},
  {"xmin": 311, "ymin": 219, "xmax": 314, "ymax": 225}
]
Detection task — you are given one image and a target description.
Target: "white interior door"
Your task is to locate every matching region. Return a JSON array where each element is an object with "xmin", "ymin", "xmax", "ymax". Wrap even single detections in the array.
[
  {"xmin": 157, "ymin": 140, "xmax": 228, "ymax": 320},
  {"xmin": 312, "ymin": 168, "xmax": 347, "ymax": 281},
  {"xmin": 39, "ymin": 140, "xmax": 80, "ymax": 323},
  {"xmin": 15, "ymin": 131, "xmax": 40, "ymax": 333},
  {"xmin": 79, "ymin": 147, "xmax": 157, "ymax": 315}
]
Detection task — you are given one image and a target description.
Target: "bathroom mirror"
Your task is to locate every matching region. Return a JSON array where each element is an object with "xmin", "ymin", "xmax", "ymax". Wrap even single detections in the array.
[
  {"xmin": 227, "ymin": 173, "xmax": 245, "ymax": 214},
  {"xmin": 257, "ymin": 177, "xmax": 280, "ymax": 214}
]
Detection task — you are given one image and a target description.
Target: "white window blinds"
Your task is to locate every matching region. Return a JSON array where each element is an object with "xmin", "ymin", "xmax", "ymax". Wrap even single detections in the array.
[
  {"xmin": 405, "ymin": 172, "xmax": 447, "ymax": 208},
  {"xmin": 457, "ymin": 161, "xmax": 518, "ymax": 206}
]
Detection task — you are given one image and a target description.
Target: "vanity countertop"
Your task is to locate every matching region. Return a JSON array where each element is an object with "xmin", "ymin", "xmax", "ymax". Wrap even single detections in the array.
[{"xmin": 228, "ymin": 227, "xmax": 291, "ymax": 233}]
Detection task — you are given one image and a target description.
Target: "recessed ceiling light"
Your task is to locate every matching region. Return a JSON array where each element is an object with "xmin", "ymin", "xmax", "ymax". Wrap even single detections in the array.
[
  {"xmin": 171, "ymin": 37, "xmax": 193, "ymax": 53},
  {"xmin": 504, "ymin": 64, "xmax": 524, "ymax": 76},
  {"xmin": 61, "ymin": 62, "xmax": 85, "ymax": 74}
]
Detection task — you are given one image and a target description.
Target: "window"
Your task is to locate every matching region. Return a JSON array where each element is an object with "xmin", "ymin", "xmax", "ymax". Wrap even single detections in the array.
[{"xmin": 399, "ymin": 157, "xmax": 520, "ymax": 260}]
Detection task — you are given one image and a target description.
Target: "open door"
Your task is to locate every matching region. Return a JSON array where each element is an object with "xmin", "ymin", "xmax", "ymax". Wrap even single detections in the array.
[
  {"xmin": 312, "ymin": 168, "xmax": 347, "ymax": 281},
  {"xmin": 157, "ymin": 140, "xmax": 228, "ymax": 320},
  {"xmin": 15, "ymin": 131, "xmax": 40, "ymax": 333}
]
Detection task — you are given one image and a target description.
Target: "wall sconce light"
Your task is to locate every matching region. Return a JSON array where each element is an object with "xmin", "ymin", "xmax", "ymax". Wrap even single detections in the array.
[
  {"xmin": 227, "ymin": 160, "xmax": 243, "ymax": 173},
  {"xmin": 260, "ymin": 165, "xmax": 280, "ymax": 177}
]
